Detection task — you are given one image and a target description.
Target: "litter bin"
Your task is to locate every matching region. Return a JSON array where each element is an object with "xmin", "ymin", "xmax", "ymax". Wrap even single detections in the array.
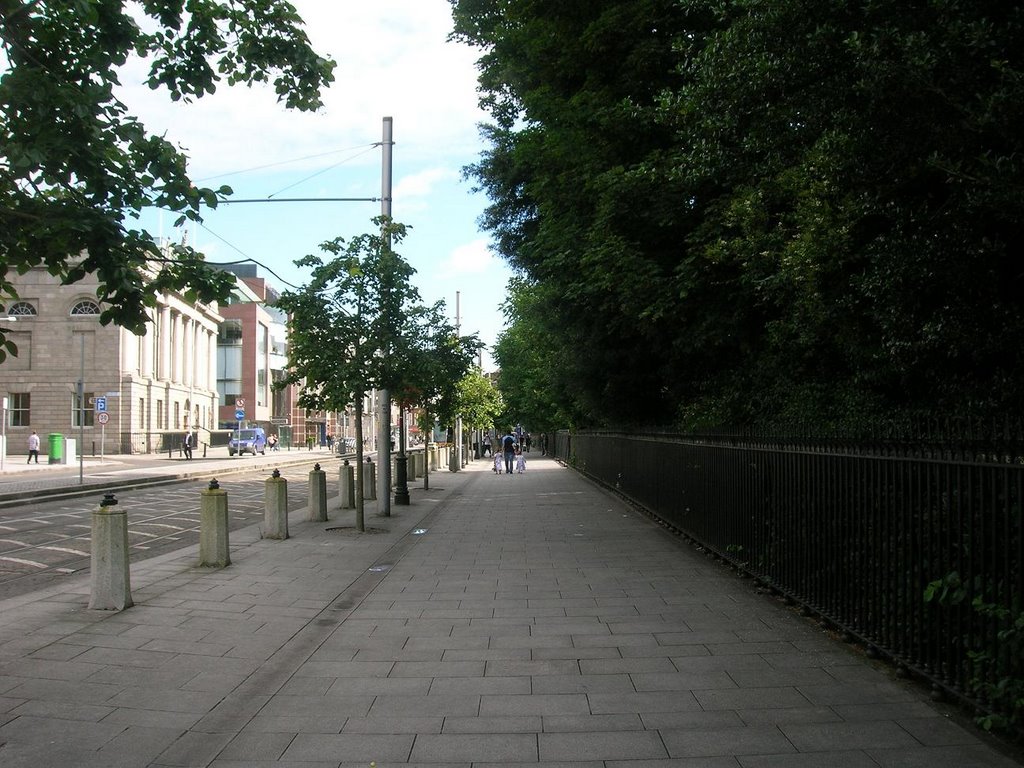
[{"xmin": 48, "ymin": 433, "xmax": 63, "ymax": 464}]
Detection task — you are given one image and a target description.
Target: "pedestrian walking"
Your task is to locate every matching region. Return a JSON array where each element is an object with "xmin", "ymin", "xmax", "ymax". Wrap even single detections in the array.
[
  {"xmin": 501, "ymin": 430, "xmax": 516, "ymax": 475},
  {"xmin": 493, "ymin": 451, "xmax": 503, "ymax": 474},
  {"xmin": 27, "ymin": 431, "xmax": 40, "ymax": 464},
  {"xmin": 182, "ymin": 430, "xmax": 193, "ymax": 460},
  {"xmin": 516, "ymin": 445, "xmax": 526, "ymax": 473},
  {"xmin": 482, "ymin": 434, "xmax": 492, "ymax": 457}
]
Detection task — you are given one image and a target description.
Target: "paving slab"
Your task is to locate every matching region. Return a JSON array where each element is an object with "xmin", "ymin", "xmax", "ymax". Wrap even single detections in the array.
[{"xmin": 0, "ymin": 454, "xmax": 1020, "ymax": 767}]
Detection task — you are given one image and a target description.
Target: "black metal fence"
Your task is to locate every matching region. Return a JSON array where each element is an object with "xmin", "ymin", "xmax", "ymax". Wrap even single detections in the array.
[{"xmin": 554, "ymin": 428, "xmax": 1024, "ymax": 727}]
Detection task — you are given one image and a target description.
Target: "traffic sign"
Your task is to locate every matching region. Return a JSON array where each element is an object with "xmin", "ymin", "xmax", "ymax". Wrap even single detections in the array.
[
  {"xmin": 234, "ymin": 409, "xmax": 246, "ymax": 421},
  {"xmin": 236, "ymin": 398, "xmax": 245, "ymax": 407},
  {"xmin": 94, "ymin": 396, "xmax": 107, "ymax": 413},
  {"xmin": 97, "ymin": 412, "xmax": 109, "ymax": 425}
]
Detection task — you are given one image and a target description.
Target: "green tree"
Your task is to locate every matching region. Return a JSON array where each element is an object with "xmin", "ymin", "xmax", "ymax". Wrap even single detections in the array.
[
  {"xmin": 453, "ymin": 0, "xmax": 1024, "ymax": 428},
  {"xmin": 0, "ymin": 0, "xmax": 335, "ymax": 357},
  {"xmin": 457, "ymin": 369, "xmax": 503, "ymax": 434},
  {"xmin": 396, "ymin": 303, "xmax": 480, "ymax": 484},
  {"xmin": 276, "ymin": 218, "xmax": 477, "ymax": 527},
  {"xmin": 452, "ymin": 0, "xmax": 699, "ymax": 427},
  {"xmin": 493, "ymin": 278, "xmax": 580, "ymax": 432}
]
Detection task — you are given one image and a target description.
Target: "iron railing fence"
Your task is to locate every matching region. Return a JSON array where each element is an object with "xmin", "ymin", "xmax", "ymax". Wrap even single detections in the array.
[{"xmin": 554, "ymin": 428, "xmax": 1023, "ymax": 727}]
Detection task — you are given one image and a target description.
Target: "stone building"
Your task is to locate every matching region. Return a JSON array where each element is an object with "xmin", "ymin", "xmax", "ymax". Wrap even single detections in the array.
[{"xmin": 0, "ymin": 265, "xmax": 221, "ymax": 458}]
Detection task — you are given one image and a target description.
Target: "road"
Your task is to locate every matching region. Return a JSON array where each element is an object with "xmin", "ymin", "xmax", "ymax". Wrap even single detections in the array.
[{"xmin": 0, "ymin": 464, "xmax": 336, "ymax": 601}]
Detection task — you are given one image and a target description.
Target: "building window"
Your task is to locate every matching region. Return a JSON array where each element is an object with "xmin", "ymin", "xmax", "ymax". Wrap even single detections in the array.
[
  {"xmin": 70, "ymin": 300, "xmax": 101, "ymax": 316},
  {"xmin": 8, "ymin": 393, "xmax": 30, "ymax": 426},
  {"xmin": 5, "ymin": 301, "xmax": 36, "ymax": 316},
  {"xmin": 218, "ymin": 319, "xmax": 243, "ymax": 345},
  {"xmin": 156, "ymin": 399, "xmax": 164, "ymax": 429},
  {"xmin": 72, "ymin": 391, "xmax": 95, "ymax": 427}
]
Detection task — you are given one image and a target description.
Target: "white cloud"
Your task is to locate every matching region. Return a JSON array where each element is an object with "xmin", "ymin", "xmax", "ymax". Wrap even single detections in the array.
[
  {"xmin": 395, "ymin": 167, "xmax": 457, "ymax": 199},
  {"xmin": 115, "ymin": 0, "xmax": 488, "ymax": 182},
  {"xmin": 439, "ymin": 238, "xmax": 494, "ymax": 277}
]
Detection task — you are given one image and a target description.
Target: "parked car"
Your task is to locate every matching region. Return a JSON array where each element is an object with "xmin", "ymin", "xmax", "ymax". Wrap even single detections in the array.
[{"xmin": 228, "ymin": 427, "xmax": 267, "ymax": 456}]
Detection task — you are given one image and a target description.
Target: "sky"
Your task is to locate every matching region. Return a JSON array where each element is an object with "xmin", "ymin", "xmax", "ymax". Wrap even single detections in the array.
[{"xmin": 119, "ymin": 1, "xmax": 514, "ymax": 371}]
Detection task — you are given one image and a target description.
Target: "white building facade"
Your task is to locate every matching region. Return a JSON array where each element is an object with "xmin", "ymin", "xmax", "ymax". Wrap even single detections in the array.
[{"xmin": 0, "ymin": 266, "xmax": 222, "ymax": 458}]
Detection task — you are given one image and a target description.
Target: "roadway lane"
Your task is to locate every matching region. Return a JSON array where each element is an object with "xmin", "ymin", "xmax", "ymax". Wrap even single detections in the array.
[{"xmin": 0, "ymin": 464, "xmax": 342, "ymax": 601}]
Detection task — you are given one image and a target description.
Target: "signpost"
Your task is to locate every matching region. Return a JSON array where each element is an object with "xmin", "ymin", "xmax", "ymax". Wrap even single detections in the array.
[
  {"xmin": 235, "ymin": 400, "xmax": 246, "ymax": 440},
  {"xmin": 95, "ymin": 399, "xmax": 108, "ymax": 461}
]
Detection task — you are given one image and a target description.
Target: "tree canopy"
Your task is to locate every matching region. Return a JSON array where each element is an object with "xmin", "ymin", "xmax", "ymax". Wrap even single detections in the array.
[
  {"xmin": 276, "ymin": 217, "xmax": 479, "ymax": 525},
  {"xmin": 0, "ymin": 0, "xmax": 335, "ymax": 346},
  {"xmin": 452, "ymin": 0, "xmax": 1024, "ymax": 429}
]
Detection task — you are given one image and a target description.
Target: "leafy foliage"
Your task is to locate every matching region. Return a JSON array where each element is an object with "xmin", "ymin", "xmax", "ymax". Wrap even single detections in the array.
[
  {"xmin": 456, "ymin": 369, "xmax": 503, "ymax": 432},
  {"xmin": 275, "ymin": 217, "xmax": 479, "ymax": 525},
  {"xmin": 452, "ymin": 0, "xmax": 1024, "ymax": 428},
  {"xmin": 925, "ymin": 571, "xmax": 1024, "ymax": 731},
  {"xmin": 0, "ymin": 0, "xmax": 335, "ymax": 340}
]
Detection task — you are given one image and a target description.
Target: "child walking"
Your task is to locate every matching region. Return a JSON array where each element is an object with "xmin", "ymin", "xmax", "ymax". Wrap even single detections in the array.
[
  {"xmin": 515, "ymin": 446, "xmax": 526, "ymax": 473},
  {"xmin": 493, "ymin": 450, "xmax": 503, "ymax": 474}
]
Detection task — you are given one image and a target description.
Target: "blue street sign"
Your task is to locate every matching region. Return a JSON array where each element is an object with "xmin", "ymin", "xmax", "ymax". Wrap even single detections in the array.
[
  {"xmin": 234, "ymin": 409, "xmax": 246, "ymax": 421},
  {"xmin": 95, "ymin": 396, "xmax": 107, "ymax": 413}
]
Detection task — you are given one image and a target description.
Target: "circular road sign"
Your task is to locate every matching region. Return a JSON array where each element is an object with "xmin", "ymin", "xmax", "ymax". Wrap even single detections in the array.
[
  {"xmin": 234, "ymin": 409, "xmax": 246, "ymax": 421},
  {"xmin": 97, "ymin": 412, "xmax": 110, "ymax": 425}
]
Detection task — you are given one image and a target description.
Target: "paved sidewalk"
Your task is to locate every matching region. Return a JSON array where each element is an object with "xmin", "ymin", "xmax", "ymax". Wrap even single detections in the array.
[{"xmin": 0, "ymin": 455, "xmax": 1020, "ymax": 767}]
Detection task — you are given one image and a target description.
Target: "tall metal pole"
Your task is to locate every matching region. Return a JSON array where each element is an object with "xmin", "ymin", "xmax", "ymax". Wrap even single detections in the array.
[
  {"xmin": 457, "ymin": 291, "xmax": 465, "ymax": 468},
  {"xmin": 78, "ymin": 333, "xmax": 84, "ymax": 484},
  {"xmin": 378, "ymin": 116, "xmax": 394, "ymax": 514}
]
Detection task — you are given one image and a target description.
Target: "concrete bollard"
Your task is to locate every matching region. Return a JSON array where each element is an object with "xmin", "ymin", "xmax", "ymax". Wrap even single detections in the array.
[
  {"xmin": 429, "ymin": 443, "xmax": 438, "ymax": 471},
  {"xmin": 412, "ymin": 451, "xmax": 422, "ymax": 479},
  {"xmin": 199, "ymin": 478, "xmax": 230, "ymax": 568},
  {"xmin": 264, "ymin": 469, "xmax": 288, "ymax": 539},
  {"xmin": 339, "ymin": 460, "xmax": 355, "ymax": 509},
  {"xmin": 364, "ymin": 457, "xmax": 377, "ymax": 500},
  {"xmin": 308, "ymin": 463, "xmax": 328, "ymax": 522},
  {"xmin": 89, "ymin": 493, "xmax": 133, "ymax": 611}
]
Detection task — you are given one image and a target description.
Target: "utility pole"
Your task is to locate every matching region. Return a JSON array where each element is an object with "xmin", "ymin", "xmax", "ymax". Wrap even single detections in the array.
[
  {"xmin": 451, "ymin": 291, "xmax": 463, "ymax": 471},
  {"xmin": 378, "ymin": 116, "xmax": 395, "ymax": 514}
]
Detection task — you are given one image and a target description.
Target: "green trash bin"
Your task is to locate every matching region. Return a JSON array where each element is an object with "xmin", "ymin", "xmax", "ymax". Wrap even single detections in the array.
[{"xmin": 48, "ymin": 433, "xmax": 63, "ymax": 464}]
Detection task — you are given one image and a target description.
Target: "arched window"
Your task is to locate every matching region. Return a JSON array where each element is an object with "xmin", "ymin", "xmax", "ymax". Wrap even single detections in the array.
[
  {"xmin": 6, "ymin": 301, "xmax": 37, "ymax": 316},
  {"xmin": 70, "ymin": 299, "xmax": 101, "ymax": 316}
]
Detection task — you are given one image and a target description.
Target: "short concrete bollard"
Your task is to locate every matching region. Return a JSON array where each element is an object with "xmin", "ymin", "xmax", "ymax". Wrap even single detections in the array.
[
  {"xmin": 308, "ymin": 463, "xmax": 327, "ymax": 522},
  {"xmin": 199, "ymin": 479, "xmax": 230, "ymax": 568},
  {"xmin": 89, "ymin": 493, "xmax": 133, "ymax": 611},
  {"xmin": 339, "ymin": 460, "xmax": 355, "ymax": 509},
  {"xmin": 364, "ymin": 457, "xmax": 377, "ymax": 500},
  {"xmin": 264, "ymin": 469, "xmax": 288, "ymax": 539}
]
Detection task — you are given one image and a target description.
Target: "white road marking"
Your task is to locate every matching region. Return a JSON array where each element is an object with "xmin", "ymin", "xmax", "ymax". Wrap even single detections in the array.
[
  {"xmin": 132, "ymin": 522, "xmax": 185, "ymax": 531},
  {"xmin": 0, "ymin": 555, "xmax": 46, "ymax": 569},
  {"xmin": 38, "ymin": 545, "xmax": 89, "ymax": 557}
]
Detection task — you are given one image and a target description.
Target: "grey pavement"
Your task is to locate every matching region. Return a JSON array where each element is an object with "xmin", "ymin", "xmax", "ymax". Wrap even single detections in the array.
[{"xmin": 0, "ymin": 452, "xmax": 1021, "ymax": 767}]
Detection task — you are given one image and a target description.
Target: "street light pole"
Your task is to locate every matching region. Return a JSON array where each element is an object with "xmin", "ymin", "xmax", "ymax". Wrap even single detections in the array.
[
  {"xmin": 78, "ymin": 332, "xmax": 84, "ymax": 484},
  {"xmin": 0, "ymin": 315, "xmax": 15, "ymax": 471}
]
